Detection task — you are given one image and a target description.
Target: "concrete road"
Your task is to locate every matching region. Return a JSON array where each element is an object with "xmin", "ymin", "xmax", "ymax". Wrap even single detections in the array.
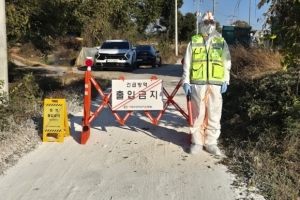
[{"xmin": 0, "ymin": 63, "xmax": 243, "ymax": 200}]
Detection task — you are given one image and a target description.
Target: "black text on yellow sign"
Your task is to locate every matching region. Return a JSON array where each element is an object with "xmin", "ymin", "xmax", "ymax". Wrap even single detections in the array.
[{"xmin": 43, "ymin": 98, "xmax": 70, "ymax": 143}]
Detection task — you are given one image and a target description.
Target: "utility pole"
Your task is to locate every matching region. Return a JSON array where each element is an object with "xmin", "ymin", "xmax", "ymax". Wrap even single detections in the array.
[
  {"xmin": 175, "ymin": 0, "xmax": 178, "ymax": 56},
  {"xmin": 195, "ymin": 0, "xmax": 202, "ymax": 34},
  {"xmin": 0, "ymin": 0, "xmax": 9, "ymax": 99},
  {"xmin": 196, "ymin": 1, "xmax": 199, "ymax": 34},
  {"xmin": 249, "ymin": 0, "xmax": 251, "ymax": 25},
  {"xmin": 213, "ymin": 0, "xmax": 216, "ymax": 16},
  {"xmin": 196, "ymin": 17, "xmax": 198, "ymax": 34}
]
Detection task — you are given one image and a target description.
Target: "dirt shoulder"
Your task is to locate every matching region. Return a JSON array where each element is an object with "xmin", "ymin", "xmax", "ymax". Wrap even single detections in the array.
[
  {"xmin": 10, "ymin": 53, "xmax": 75, "ymax": 74},
  {"xmin": 0, "ymin": 54, "xmax": 83, "ymax": 177}
]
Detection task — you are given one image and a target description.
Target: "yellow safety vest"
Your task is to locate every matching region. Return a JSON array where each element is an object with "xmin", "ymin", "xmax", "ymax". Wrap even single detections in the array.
[{"xmin": 190, "ymin": 35, "xmax": 224, "ymax": 85}]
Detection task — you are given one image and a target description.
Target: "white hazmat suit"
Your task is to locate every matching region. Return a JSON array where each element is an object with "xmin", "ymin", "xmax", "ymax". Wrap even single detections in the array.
[{"xmin": 182, "ymin": 11, "xmax": 231, "ymax": 155}]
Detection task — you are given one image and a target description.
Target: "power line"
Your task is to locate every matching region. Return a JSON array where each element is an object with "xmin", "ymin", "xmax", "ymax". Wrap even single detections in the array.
[
  {"xmin": 255, "ymin": 0, "xmax": 257, "ymax": 18},
  {"xmin": 234, "ymin": 0, "xmax": 241, "ymax": 18},
  {"xmin": 226, "ymin": 0, "xmax": 241, "ymax": 25},
  {"xmin": 226, "ymin": 15, "xmax": 237, "ymax": 25}
]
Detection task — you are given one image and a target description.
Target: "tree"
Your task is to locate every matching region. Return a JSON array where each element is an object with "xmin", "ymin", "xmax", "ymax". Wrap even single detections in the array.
[
  {"xmin": 179, "ymin": 12, "xmax": 196, "ymax": 41},
  {"xmin": 232, "ymin": 20, "xmax": 250, "ymax": 27},
  {"xmin": 5, "ymin": 0, "xmax": 198, "ymax": 52},
  {"xmin": 132, "ymin": 0, "xmax": 165, "ymax": 34},
  {"xmin": 68, "ymin": 0, "xmax": 124, "ymax": 46},
  {"xmin": 215, "ymin": 21, "xmax": 222, "ymax": 33},
  {"xmin": 5, "ymin": 0, "xmax": 85, "ymax": 52},
  {"xmin": 258, "ymin": 0, "xmax": 300, "ymax": 68},
  {"xmin": 5, "ymin": 0, "xmax": 37, "ymax": 47},
  {"xmin": 108, "ymin": 1, "xmax": 137, "ymax": 39},
  {"xmin": 160, "ymin": 0, "xmax": 184, "ymax": 41},
  {"xmin": 27, "ymin": 0, "xmax": 83, "ymax": 52},
  {"xmin": 5, "ymin": 0, "xmax": 125, "ymax": 50}
]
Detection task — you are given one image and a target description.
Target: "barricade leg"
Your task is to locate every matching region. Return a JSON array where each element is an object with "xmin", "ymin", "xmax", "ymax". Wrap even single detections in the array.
[{"xmin": 81, "ymin": 70, "xmax": 92, "ymax": 144}]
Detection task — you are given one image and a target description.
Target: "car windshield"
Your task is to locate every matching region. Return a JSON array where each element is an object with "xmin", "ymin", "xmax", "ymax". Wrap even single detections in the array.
[
  {"xmin": 101, "ymin": 42, "xmax": 129, "ymax": 49},
  {"xmin": 136, "ymin": 46, "xmax": 151, "ymax": 51}
]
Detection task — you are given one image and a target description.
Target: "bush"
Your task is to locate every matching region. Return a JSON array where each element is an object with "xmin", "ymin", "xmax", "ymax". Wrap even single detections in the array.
[
  {"xmin": 220, "ymin": 45, "xmax": 299, "ymax": 199},
  {"xmin": 0, "ymin": 73, "xmax": 42, "ymax": 132}
]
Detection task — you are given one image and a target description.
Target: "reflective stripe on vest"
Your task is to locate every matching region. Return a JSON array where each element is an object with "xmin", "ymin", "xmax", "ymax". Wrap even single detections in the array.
[{"xmin": 190, "ymin": 35, "xmax": 224, "ymax": 85}]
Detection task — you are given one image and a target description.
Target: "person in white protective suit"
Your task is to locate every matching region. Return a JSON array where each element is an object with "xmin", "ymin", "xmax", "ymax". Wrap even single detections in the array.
[{"xmin": 182, "ymin": 11, "xmax": 231, "ymax": 156}]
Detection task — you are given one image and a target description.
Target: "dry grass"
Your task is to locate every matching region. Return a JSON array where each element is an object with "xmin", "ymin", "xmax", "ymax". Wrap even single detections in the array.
[
  {"xmin": 0, "ymin": 119, "xmax": 42, "ymax": 175},
  {"xmin": 230, "ymin": 43, "xmax": 283, "ymax": 81},
  {"xmin": 221, "ymin": 44, "xmax": 300, "ymax": 199},
  {"xmin": 161, "ymin": 43, "xmax": 187, "ymax": 64}
]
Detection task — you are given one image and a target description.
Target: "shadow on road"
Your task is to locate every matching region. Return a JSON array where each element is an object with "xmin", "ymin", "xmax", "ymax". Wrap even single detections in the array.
[{"xmin": 69, "ymin": 99, "xmax": 191, "ymax": 153}]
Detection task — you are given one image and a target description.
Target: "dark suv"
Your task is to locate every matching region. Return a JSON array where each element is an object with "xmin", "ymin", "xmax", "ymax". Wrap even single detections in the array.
[{"xmin": 135, "ymin": 45, "xmax": 162, "ymax": 68}]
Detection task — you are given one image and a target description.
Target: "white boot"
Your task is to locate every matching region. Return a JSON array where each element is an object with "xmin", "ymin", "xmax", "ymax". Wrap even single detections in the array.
[
  {"xmin": 189, "ymin": 144, "xmax": 203, "ymax": 154},
  {"xmin": 205, "ymin": 145, "xmax": 221, "ymax": 156}
]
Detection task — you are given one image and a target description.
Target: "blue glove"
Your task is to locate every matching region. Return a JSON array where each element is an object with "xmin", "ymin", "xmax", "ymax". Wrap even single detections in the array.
[
  {"xmin": 221, "ymin": 82, "xmax": 227, "ymax": 94},
  {"xmin": 183, "ymin": 83, "xmax": 191, "ymax": 95}
]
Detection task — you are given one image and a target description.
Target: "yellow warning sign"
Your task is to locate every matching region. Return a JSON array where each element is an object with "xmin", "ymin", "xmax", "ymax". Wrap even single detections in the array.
[{"xmin": 43, "ymin": 98, "xmax": 70, "ymax": 143}]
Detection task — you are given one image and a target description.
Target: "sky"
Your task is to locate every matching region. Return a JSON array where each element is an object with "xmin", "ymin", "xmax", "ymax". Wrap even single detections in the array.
[{"xmin": 180, "ymin": 0, "xmax": 270, "ymax": 30}]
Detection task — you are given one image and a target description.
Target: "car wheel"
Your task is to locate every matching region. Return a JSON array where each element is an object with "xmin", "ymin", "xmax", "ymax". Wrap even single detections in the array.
[
  {"xmin": 158, "ymin": 59, "xmax": 162, "ymax": 67},
  {"xmin": 134, "ymin": 61, "xmax": 138, "ymax": 70},
  {"xmin": 128, "ymin": 64, "xmax": 134, "ymax": 72},
  {"xmin": 152, "ymin": 60, "xmax": 157, "ymax": 68}
]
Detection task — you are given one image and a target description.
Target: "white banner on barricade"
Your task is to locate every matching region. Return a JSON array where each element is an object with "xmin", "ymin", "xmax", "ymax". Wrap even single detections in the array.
[{"xmin": 111, "ymin": 79, "xmax": 163, "ymax": 110}]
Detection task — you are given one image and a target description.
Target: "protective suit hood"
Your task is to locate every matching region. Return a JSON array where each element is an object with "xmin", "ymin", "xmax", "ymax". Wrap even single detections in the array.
[{"xmin": 199, "ymin": 11, "xmax": 216, "ymax": 36}]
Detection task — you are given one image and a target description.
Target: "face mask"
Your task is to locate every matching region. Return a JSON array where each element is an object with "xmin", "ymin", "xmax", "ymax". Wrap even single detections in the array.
[{"xmin": 200, "ymin": 24, "xmax": 216, "ymax": 36}]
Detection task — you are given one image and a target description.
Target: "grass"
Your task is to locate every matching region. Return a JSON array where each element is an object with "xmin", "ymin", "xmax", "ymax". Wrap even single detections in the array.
[
  {"xmin": 229, "ymin": 43, "xmax": 283, "ymax": 80},
  {"xmin": 220, "ymin": 44, "xmax": 299, "ymax": 199},
  {"xmin": 2, "ymin": 41, "xmax": 300, "ymax": 199}
]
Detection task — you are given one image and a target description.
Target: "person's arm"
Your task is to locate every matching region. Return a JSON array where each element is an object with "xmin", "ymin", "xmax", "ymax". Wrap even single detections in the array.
[
  {"xmin": 222, "ymin": 40, "xmax": 231, "ymax": 85},
  {"xmin": 182, "ymin": 42, "xmax": 192, "ymax": 84}
]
